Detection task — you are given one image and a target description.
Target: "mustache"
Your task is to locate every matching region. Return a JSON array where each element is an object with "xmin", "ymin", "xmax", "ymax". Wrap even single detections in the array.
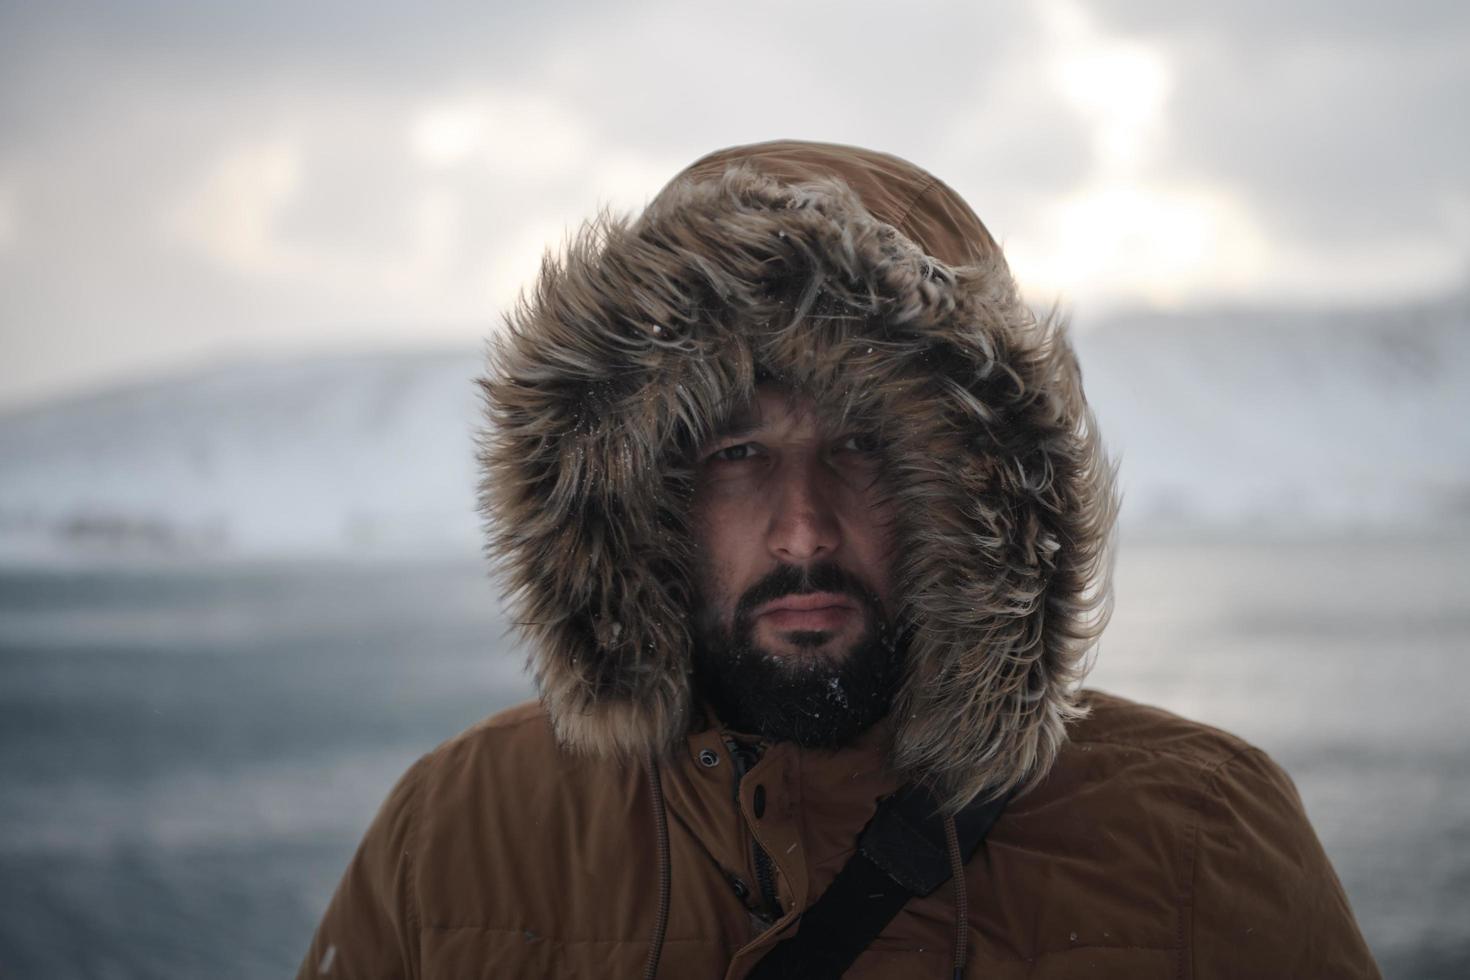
[{"xmin": 733, "ymin": 562, "xmax": 881, "ymax": 623}]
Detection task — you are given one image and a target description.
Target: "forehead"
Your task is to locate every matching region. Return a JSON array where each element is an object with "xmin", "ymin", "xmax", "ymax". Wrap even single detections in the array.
[{"xmin": 712, "ymin": 386, "xmax": 832, "ymax": 439}]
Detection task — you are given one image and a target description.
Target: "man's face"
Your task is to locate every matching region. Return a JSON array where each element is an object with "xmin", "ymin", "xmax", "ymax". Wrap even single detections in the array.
[{"xmin": 689, "ymin": 386, "xmax": 904, "ymax": 747}]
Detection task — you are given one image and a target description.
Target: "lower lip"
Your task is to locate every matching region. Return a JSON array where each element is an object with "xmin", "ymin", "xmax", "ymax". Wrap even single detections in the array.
[{"xmin": 758, "ymin": 606, "xmax": 855, "ymax": 631}]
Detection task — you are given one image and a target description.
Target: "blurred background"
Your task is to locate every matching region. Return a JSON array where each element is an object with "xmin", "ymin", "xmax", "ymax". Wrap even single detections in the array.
[{"xmin": 1, "ymin": 1, "xmax": 1467, "ymax": 977}]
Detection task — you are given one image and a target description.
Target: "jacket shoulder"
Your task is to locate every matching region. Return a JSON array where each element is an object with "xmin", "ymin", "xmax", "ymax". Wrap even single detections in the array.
[
  {"xmin": 1006, "ymin": 689, "xmax": 1379, "ymax": 978},
  {"xmin": 411, "ymin": 697, "xmax": 623, "ymax": 806},
  {"xmin": 409, "ymin": 696, "xmax": 631, "ymax": 857},
  {"xmin": 300, "ymin": 700, "xmax": 664, "ymax": 978},
  {"xmin": 1068, "ymin": 688, "xmax": 1256, "ymax": 768},
  {"xmin": 426, "ymin": 697, "xmax": 558, "ymax": 764},
  {"xmin": 409, "ymin": 700, "xmax": 656, "ymax": 932}
]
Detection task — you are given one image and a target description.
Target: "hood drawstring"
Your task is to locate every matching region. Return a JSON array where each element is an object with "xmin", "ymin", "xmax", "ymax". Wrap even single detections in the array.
[
  {"xmin": 643, "ymin": 752, "xmax": 671, "ymax": 980},
  {"xmin": 943, "ymin": 812, "xmax": 969, "ymax": 980}
]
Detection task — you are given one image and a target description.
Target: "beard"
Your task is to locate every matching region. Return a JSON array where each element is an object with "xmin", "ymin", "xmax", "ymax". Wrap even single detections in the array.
[{"xmin": 691, "ymin": 561, "xmax": 906, "ymax": 749}]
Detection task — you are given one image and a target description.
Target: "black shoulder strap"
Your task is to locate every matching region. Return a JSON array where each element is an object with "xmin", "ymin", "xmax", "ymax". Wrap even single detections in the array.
[{"xmin": 745, "ymin": 784, "xmax": 1007, "ymax": 980}]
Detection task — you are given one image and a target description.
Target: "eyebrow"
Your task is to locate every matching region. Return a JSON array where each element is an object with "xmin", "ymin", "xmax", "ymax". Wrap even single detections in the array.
[{"xmin": 710, "ymin": 406, "xmax": 763, "ymax": 440}]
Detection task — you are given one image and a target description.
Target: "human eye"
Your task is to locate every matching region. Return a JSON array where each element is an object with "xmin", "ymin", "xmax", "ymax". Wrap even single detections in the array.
[
  {"xmin": 836, "ymin": 432, "xmax": 881, "ymax": 454},
  {"xmin": 705, "ymin": 442, "xmax": 761, "ymax": 463}
]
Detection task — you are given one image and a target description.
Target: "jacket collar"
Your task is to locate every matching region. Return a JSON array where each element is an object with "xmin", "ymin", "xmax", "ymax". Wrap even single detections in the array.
[{"xmin": 662, "ymin": 714, "xmax": 904, "ymax": 915}]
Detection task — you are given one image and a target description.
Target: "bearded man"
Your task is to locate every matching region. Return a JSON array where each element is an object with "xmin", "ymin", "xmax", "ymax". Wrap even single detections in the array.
[{"xmin": 299, "ymin": 141, "xmax": 1380, "ymax": 978}]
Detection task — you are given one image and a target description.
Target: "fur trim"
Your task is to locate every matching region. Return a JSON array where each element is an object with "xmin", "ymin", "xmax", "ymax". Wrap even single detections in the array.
[{"xmin": 478, "ymin": 144, "xmax": 1118, "ymax": 809}]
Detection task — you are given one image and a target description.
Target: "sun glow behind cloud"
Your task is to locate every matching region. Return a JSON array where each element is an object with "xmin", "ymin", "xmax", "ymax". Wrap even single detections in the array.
[
  {"xmin": 1004, "ymin": 0, "xmax": 1267, "ymax": 312},
  {"xmin": 408, "ymin": 93, "xmax": 591, "ymax": 180},
  {"xmin": 1047, "ymin": 1, "xmax": 1168, "ymax": 175},
  {"xmin": 1012, "ymin": 183, "xmax": 1267, "ymax": 310},
  {"xmin": 168, "ymin": 139, "xmax": 303, "ymax": 276}
]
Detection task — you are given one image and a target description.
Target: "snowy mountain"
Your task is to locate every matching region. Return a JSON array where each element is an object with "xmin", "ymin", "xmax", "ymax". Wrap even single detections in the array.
[
  {"xmin": 1073, "ymin": 294, "xmax": 1470, "ymax": 532},
  {"xmin": 1, "ymin": 296, "xmax": 1466, "ymax": 564},
  {"xmin": 0, "ymin": 349, "xmax": 489, "ymax": 563}
]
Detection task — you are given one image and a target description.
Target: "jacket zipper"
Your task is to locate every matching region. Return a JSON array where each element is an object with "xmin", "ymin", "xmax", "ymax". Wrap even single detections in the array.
[
  {"xmin": 724, "ymin": 737, "xmax": 783, "ymax": 922},
  {"xmin": 751, "ymin": 843, "xmax": 780, "ymax": 922}
]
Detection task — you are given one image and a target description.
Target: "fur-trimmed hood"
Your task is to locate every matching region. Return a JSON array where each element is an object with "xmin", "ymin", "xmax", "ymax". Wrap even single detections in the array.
[{"xmin": 478, "ymin": 140, "xmax": 1117, "ymax": 808}]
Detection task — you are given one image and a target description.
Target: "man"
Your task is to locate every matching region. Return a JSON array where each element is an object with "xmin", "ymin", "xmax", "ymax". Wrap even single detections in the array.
[{"xmin": 299, "ymin": 141, "xmax": 1380, "ymax": 978}]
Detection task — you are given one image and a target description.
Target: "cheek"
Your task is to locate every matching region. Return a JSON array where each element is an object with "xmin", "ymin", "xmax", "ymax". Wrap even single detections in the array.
[
  {"xmin": 846, "ymin": 496, "xmax": 900, "ymax": 608},
  {"xmin": 690, "ymin": 502, "xmax": 743, "ymax": 613}
]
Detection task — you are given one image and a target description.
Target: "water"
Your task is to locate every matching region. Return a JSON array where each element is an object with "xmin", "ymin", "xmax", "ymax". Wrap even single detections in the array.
[
  {"xmin": 0, "ymin": 559, "xmax": 531, "ymax": 980},
  {"xmin": 1, "ymin": 538, "xmax": 1466, "ymax": 978},
  {"xmin": 1092, "ymin": 534, "xmax": 1470, "ymax": 977}
]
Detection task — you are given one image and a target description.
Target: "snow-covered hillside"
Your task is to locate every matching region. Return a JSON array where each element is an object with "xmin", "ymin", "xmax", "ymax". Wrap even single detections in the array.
[
  {"xmin": 0, "ymin": 349, "xmax": 488, "ymax": 563},
  {"xmin": 1074, "ymin": 294, "xmax": 1470, "ymax": 531},
  {"xmin": 1, "ymin": 295, "xmax": 1466, "ymax": 564}
]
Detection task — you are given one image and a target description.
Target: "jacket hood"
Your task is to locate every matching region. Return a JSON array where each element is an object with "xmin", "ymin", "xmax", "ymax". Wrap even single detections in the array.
[{"xmin": 478, "ymin": 140, "xmax": 1118, "ymax": 808}]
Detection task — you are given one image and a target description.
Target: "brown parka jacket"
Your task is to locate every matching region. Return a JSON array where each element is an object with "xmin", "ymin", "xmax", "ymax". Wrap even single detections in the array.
[{"xmin": 299, "ymin": 142, "xmax": 1380, "ymax": 978}]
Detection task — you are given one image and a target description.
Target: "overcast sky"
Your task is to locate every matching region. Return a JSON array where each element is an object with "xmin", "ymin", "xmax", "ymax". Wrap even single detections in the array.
[{"xmin": 1, "ymin": 0, "xmax": 1466, "ymax": 410}]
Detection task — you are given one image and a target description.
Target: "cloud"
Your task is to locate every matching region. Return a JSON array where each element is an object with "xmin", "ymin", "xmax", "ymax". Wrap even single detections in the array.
[
  {"xmin": 982, "ymin": 0, "xmax": 1470, "ymax": 310},
  {"xmin": 154, "ymin": 86, "xmax": 686, "ymax": 325},
  {"xmin": 1079, "ymin": 0, "xmax": 1470, "ymax": 303},
  {"xmin": 1087, "ymin": 0, "xmax": 1470, "ymax": 43},
  {"xmin": 0, "ymin": 173, "xmax": 15, "ymax": 252},
  {"xmin": 1008, "ymin": 181, "xmax": 1269, "ymax": 310},
  {"xmin": 408, "ymin": 94, "xmax": 592, "ymax": 179},
  {"xmin": 1, "ymin": 0, "xmax": 1467, "ymax": 408},
  {"xmin": 1044, "ymin": 0, "xmax": 1171, "ymax": 175},
  {"xmin": 169, "ymin": 139, "xmax": 303, "ymax": 275}
]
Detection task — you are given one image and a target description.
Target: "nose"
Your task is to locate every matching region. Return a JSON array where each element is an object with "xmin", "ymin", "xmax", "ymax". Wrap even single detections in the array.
[{"xmin": 766, "ymin": 455, "xmax": 840, "ymax": 563}]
